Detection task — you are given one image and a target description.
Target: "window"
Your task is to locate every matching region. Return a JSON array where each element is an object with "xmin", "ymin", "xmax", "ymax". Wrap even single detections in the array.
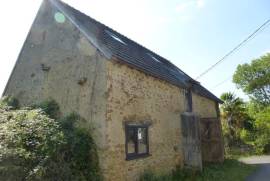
[
  {"xmin": 125, "ymin": 124, "xmax": 149, "ymax": 160},
  {"xmin": 147, "ymin": 53, "xmax": 162, "ymax": 63},
  {"xmin": 105, "ymin": 30, "xmax": 127, "ymax": 45}
]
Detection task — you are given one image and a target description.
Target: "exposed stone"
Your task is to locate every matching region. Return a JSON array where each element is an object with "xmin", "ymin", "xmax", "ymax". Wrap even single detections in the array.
[{"xmin": 3, "ymin": 1, "xmax": 224, "ymax": 180}]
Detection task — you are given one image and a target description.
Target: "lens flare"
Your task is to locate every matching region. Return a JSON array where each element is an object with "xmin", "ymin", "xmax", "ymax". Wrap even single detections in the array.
[{"xmin": 54, "ymin": 12, "xmax": 66, "ymax": 23}]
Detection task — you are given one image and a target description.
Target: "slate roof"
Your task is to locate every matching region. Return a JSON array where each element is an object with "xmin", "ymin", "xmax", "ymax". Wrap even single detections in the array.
[{"xmin": 49, "ymin": 0, "xmax": 223, "ymax": 103}]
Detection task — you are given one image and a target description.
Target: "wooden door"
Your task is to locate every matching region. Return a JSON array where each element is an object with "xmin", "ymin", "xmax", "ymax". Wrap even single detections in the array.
[{"xmin": 200, "ymin": 118, "xmax": 224, "ymax": 162}]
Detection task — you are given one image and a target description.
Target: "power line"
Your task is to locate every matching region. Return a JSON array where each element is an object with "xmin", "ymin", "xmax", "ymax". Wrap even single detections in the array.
[
  {"xmin": 196, "ymin": 18, "xmax": 270, "ymax": 80},
  {"xmin": 212, "ymin": 21, "xmax": 270, "ymax": 90},
  {"xmin": 212, "ymin": 75, "xmax": 232, "ymax": 89},
  {"xmin": 211, "ymin": 19, "xmax": 270, "ymax": 90}
]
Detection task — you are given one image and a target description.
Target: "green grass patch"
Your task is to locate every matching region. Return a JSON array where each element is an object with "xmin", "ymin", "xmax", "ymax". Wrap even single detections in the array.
[
  {"xmin": 140, "ymin": 159, "xmax": 257, "ymax": 181},
  {"xmin": 225, "ymin": 146, "xmax": 256, "ymax": 159},
  {"xmin": 197, "ymin": 159, "xmax": 257, "ymax": 181}
]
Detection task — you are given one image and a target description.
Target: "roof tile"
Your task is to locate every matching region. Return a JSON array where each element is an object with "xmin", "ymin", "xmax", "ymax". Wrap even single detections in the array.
[{"xmin": 49, "ymin": 0, "xmax": 223, "ymax": 103}]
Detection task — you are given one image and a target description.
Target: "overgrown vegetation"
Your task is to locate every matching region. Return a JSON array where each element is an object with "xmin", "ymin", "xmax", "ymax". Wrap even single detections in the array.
[
  {"xmin": 0, "ymin": 97, "xmax": 101, "ymax": 181},
  {"xmin": 33, "ymin": 99, "xmax": 60, "ymax": 119},
  {"xmin": 0, "ymin": 96, "xmax": 19, "ymax": 109},
  {"xmin": 221, "ymin": 53, "xmax": 270, "ymax": 154},
  {"xmin": 53, "ymin": 113, "xmax": 101, "ymax": 180},
  {"xmin": 140, "ymin": 160, "xmax": 256, "ymax": 181}
]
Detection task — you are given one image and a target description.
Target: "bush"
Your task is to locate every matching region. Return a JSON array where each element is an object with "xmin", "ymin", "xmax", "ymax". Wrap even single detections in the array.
[
  {"xmin": 236, "ymin": 105, "xmax": 270, "ymax": 154},
  {"xmin": 253, "ymin": 106, "xmax": 270, "ymax": 153},
  {"xmin": 51, "ymin": 113, "xmax": 101, "ymax": 180},
  {"xmin": 0, "ymin": 100, "xmax": 64, "ymax": 180},
  {"xmin": 33, "ymin": 99, "xmax": 60, "ymax": 119},
  {"xmin": 239, "ymin": 129, "xmax": 253, "ymax": 145},
  {"xmin": 0, "ymin": 96, "xmax": 19, "ymax": 109},
  {"xmin": 0, "ymin": 97, "xmax": 101, "ymax": 180}
]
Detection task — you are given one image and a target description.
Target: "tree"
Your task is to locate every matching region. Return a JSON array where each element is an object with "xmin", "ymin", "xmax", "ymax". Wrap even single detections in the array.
[
  {"xmin": 220, "ymin": 92, "xmax": 246, "ymax": 127},
  {"xmin": 233, "ymin": 53, "xmax": 270, "ymax": 105},
  {"xmin": 253, "ymin": 106, "xmax": 270, "ymax": 153},
  {"xmin": 220, "ymin": 92, "xmax": 249, "ymax": 144}
]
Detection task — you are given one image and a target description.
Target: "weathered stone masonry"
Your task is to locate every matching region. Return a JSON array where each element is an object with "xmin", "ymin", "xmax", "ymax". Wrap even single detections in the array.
[
  {"xmin": 3, "ymin": 0, "xmax": 108, "ymax": 168},
  {"xmin": 103, "ymin": 60, "xmax": 185, "ymax": 180},
  {"xmin": 101, "ymin": 60, "xmax": 220, "ymax": 180},
  {"xmin": 3, "ymin": 0, "xmax": 223, "ymax": 180}
]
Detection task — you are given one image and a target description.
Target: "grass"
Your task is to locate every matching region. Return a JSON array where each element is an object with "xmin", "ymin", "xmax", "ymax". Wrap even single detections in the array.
[
  {"xmin": 140, "ymin": 159, "xmax": 258, "ymax": 181},
  {"xmin": 225, "ymin": 145, "xmax": 257, "ymax": 159},
  {"xmin": 197, "ymin": 159, "xmax": 257, "ymax": 181}
]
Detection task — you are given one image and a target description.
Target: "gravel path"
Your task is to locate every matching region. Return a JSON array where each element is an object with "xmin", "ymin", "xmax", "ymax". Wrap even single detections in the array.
[{"xmin": 239, "ymin": 156, "xmax": 270, "ymax": 181}]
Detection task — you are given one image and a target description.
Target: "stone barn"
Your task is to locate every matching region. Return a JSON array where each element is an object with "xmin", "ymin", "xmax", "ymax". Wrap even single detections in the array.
[{"xmin": 3, "ymin": 0, "xmax": 224, "ymax": 180}]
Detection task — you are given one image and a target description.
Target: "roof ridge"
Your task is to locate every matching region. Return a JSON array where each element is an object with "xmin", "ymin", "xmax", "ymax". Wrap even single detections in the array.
[
  {"xmin": 52, "ymin": 0, "xmax": 193, "ymax": 80},
  {"xmin": 49, "ymin": 0, "xmax": 222, "ymax": 103}
]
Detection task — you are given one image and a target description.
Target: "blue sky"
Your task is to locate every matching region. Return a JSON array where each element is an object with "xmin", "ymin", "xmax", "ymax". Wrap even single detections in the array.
[{"xmin": 0, "ymin": 0, "xmax": 269, "ymax": 100}]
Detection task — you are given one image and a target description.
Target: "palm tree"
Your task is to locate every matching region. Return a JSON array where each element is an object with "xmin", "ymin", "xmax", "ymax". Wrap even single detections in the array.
[{"xmin": 220, "ymin": 92, "xmax": 246, "ymax": 142}]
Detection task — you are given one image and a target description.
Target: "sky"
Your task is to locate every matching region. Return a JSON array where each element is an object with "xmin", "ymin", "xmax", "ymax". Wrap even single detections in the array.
[{"xmin": 0, "ymin": 0, "xmax": 269, "ymax": 100}]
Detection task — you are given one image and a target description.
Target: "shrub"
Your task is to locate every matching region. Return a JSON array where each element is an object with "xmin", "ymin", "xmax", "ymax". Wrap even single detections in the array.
[
  {"xmin": 239, "ymin": 129, "xmax": 255, "ymax": 145},
  {"xmin": 0, "ymin": 102, "xmax": 65, "ymax": 180},
  {"xmin": 33, "ymin": 99, "xmax": 60, "ymax": 119},
  {"xmin": 0, "ymin": 96, "xmax": 19, "ymax": 109},
  {"xmin": 253, "ymin": 106, "xmax": 270, "ymax": 153},
  {"xmin": 52, "ymin": 113, "xmax": 101, "ymax": 180},
  {"xmin": 0, "ymin": 98, "xmax": 101, "ymax": 180}
]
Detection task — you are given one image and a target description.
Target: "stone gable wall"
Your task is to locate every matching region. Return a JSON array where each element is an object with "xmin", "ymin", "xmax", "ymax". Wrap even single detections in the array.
[
  {"xmin": 4, "ymin": 1, "xmax": 221, "ymax": 180},
  {"xmin": 3, "ymin": 0, "xmax": 108, "ymax": 165}
]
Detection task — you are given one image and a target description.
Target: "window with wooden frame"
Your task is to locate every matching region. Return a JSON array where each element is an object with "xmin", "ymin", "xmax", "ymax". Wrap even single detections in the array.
[{"xmin": 125, "ymin": 124, "xmax": 149, "ymax": 160}]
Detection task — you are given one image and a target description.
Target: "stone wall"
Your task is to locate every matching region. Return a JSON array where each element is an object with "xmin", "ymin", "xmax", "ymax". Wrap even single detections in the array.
[
  {"xmin": 103, "ymin": 60, "xmax": 187, "ymax": 180},
  {"xmin": 102, "ymin": 60, "xmax": 221, "ymax": 180},
  {"xmin": 3, "ymin": 1, "xmax": 222, "ymax": 180},
  {"xmin": 3, "ymin": 0, "xmax": 108, "ymax": 159},
  {"xmin": 192, "ymin": 92, "xmax": 217, "ymax": 118}
]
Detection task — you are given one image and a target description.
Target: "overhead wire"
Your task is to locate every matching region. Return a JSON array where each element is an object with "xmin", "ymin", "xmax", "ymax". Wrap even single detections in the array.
[
  {"xmin": 211, "ymin": 76, "xmax": 232, "ymax": 89},
  {"xmin": 196, "ymin": 19, "xmax": 270, "ymax": 80}
]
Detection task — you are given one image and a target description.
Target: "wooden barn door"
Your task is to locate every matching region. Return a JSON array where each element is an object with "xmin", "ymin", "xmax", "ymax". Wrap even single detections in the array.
[
  {"xmin": 181, "ymin": 113, "xmax": 202, "ymax": 170},
  {"xmin": 200, "ymin": 118, "xmax": 224, "ymax": 162}
]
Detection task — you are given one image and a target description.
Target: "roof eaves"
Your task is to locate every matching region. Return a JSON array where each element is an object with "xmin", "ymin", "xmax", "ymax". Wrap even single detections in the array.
[{"xmin": 111, "ymin": 56, "xmax": 187, "ymax": 88}]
